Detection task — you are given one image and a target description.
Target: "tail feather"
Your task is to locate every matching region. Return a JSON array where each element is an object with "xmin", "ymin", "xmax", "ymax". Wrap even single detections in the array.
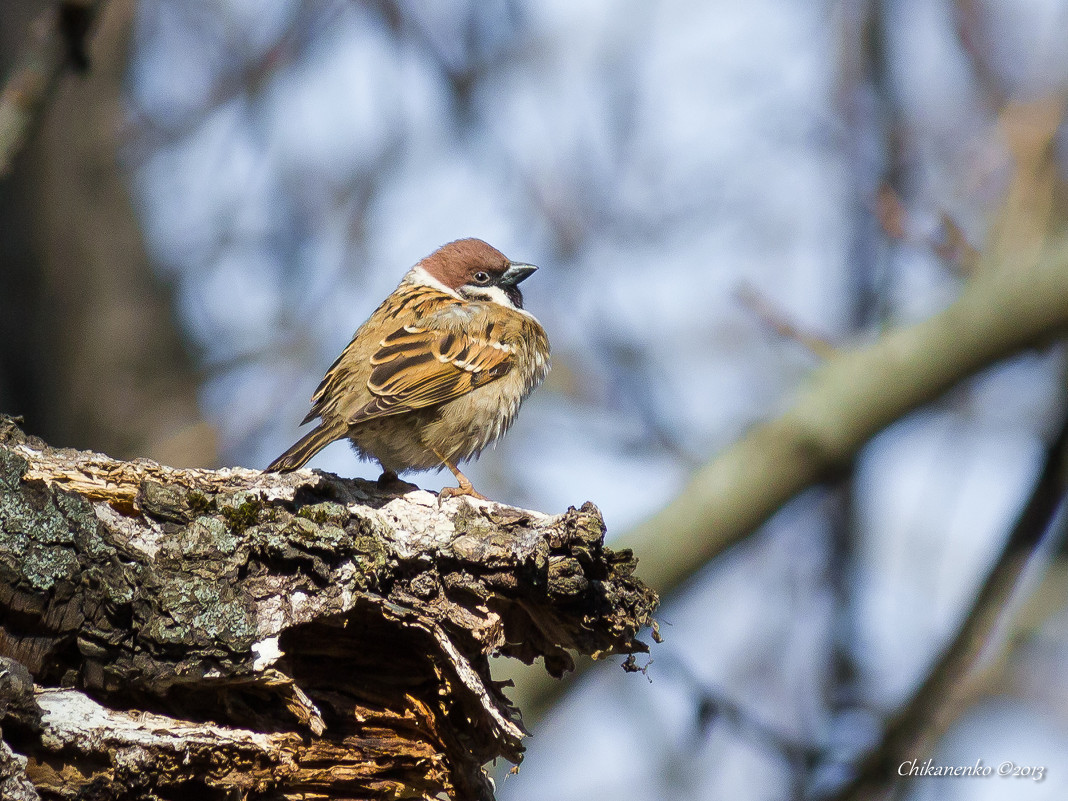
[{"xmin": 266, "ymin": 422, "xmax": 345, "ymax": 472}]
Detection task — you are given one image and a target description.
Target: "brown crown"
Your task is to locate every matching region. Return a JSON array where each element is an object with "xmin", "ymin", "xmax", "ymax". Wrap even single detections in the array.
[{"xmin": 419, "ymin": 238, "xmax": 511, "ymax": 290}]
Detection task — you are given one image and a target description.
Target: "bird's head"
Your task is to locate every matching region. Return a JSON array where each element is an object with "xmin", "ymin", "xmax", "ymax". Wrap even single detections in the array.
[{"xmin": 418, "ymin": 238, "xmax": 537, "ymax": 310}]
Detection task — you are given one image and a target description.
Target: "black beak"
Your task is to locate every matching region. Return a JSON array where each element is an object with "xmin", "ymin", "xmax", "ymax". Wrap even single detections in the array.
[{"xmin": 499, "ymin": 262, "xmax": 537, "ymax": 286}]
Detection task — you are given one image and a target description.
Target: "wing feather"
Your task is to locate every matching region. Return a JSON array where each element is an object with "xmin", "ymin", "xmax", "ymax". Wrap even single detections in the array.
[{"xmin": 347, "ymin": 316, "xmax": 514, "ymax": 424}]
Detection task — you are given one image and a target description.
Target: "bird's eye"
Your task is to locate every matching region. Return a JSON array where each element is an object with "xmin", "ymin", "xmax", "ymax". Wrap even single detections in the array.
[{"xmin": 473, "ymin": 271, "xmax": 491, "ymax": 284}]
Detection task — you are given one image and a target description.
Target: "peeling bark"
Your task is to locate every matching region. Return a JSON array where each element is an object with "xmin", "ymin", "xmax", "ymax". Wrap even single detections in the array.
[{"xmin": 0, "ymin": 416, "xmax": 657, "ymax": 800}]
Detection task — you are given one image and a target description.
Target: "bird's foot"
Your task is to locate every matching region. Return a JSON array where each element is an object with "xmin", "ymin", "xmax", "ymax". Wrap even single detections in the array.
[
  {"xmin": 438, "ymin": 484, "xmax": 489, "ymax": 503},
  {"xmin": 429, "ymin": 450, "xmax": 489, "ymax": 503},
  {"xmin": 376, "ymin": 471, "xmax": 419, "ymax": 494}
]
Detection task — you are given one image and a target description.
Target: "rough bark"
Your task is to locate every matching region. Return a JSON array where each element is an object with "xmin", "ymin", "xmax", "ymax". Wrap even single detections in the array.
[{"xmin": 0, "ymin": 416, "xmax": 657, "ymax": 800}]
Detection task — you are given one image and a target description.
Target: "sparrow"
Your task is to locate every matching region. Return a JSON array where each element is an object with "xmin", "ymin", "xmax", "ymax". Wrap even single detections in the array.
[{"xmin": 267, "ymin": 238, "xmax": 550, "ymax": 500}]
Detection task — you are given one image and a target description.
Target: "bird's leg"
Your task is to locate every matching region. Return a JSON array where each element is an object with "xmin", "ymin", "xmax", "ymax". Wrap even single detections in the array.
[
  {"xmin": 376, "ymin": 467, "xmax": 418, "ymax": 493},
  {"xmin": 433, "ymin": 450, "xmax": 488, "ymax": 501}
]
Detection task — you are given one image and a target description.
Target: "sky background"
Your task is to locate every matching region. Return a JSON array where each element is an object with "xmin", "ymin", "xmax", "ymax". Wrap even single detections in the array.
[{"xmin": 122, "ymin": 1, "xmax": 1068, "ymax": 798}]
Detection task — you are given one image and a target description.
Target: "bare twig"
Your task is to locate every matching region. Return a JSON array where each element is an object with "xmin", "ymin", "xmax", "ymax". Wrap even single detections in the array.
[
  {"xmin": 873, "ymin": 184, "xmax": 907, "ymax": 241},
  {"xmin": 662, "ymin": 652, "xmax": 821, "ymax": 766},
  {"xmin": 931, "ymin": 212, "xmax": 981, "ymax": 275},
  {"xmin": 503, "ymin": 101, "xmax": 1068, "ymax": 718},
  {"xmin": 873, "ymin": 186, "xmax": 980, "ymax": 274},
  {"xmin": 617, "ymin": 98, "xmax": 1068, "ymax": 598},
  {"xmin": 504, "ymin": 242, "xmax": 1068, "ymax": 716},
  {"xmin": 736, "ymin": 283, "xmax": 838, "ymax": 359}
]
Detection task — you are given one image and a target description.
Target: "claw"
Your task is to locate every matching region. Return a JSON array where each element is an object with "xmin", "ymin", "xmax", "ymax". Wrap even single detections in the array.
[
  {"xmin": 432, "ymin": 449, "xmax": 489, "ymax": 503},
  {"xmin": 438, "ymin": 484, "xmax": 488, "ymax": 503}
]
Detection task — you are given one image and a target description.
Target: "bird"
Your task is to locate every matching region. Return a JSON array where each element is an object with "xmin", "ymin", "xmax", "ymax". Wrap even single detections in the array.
[{"xmin": 267, "ymin": 238, "xmax": 550, "ymax": 500}]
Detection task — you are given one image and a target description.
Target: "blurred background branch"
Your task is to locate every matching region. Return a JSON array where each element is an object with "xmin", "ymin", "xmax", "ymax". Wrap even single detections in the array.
[
  {"xmin": 622, "ymin": 243, "xmax": 1068, "ymax": 597},
  {"xmin": 0, "ymin": 0, "xmax": 105, "ymax": 175},
  {"xmin": 0, "ymin": 0, "xmax": 214, "ymax": 467},
  {"xmin": 621, "ymin": 96, "xmax": 1068, "ymax": 598},
  {"xmin": 504, "ymin": 155, "xmax": 1068, "ymax": 715},
  {"xmin": 828, "ymin": 408, "xmax": 1068, "ymax": 800}
]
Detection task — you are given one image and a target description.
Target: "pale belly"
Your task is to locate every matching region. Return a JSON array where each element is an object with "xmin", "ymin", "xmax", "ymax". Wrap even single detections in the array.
[{"xmin": 346, "ymin": 368, "xmax": 534, "ymax": 474}]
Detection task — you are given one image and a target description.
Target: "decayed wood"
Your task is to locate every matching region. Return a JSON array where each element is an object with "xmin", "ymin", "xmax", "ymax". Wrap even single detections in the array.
[{"xmin": 0, "ymin": 416, "xmax": 657, "ymax": 800}]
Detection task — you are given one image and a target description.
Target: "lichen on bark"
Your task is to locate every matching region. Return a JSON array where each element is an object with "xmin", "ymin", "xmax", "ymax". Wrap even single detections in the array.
[{"xmin": 0, "ymin": 415, "xmax": 658, "ymax": 800}]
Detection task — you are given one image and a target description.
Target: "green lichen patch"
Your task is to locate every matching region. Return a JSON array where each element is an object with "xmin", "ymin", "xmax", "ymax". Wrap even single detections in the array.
[
  {"xmin": 57, "ymin": 492, "xmax": 110, "ymax": 561},
  {"xmin": 0, "ymin": 449, "xmax": 28, "ymax": 491},
  {"xmin": 217, "ymin": 491, "xmax": 266, "ymax": 532},
  {"xmin": 162, "ymin": 515, "xmax": 240, "ymax": 560},
  {"xmin": 186, "ymin": 490, "xmax": 212, "ymax": 516},
  {"xmin": 0, "ymin": 478, "xmax": 96, "ymax": 596},
  {"xmin": 22, "ymin": 544, "xmax": 79, "ymax": 592},
  {"xmin": 348, "ymin": 529, "xmax": 389, "ymax": 572},
  {"xmin": 138, "ymin": 480, "xmax": 212, "ymax": 524},
  {"xmin": 450, "ymin": 501, "xmax": 497, "ymax": 540},
  {"xmin": 546, "ymin": 555, "xmax": 589, "ymax": 600},
  {"xmin": 84, "ymin": 562, "xmax": 136, "ymax": 608},
  {"xmin": 279, "ymin": 516, "xmax": 319, "ymax": 547},
  {"xmin": 296, "ymin": 501, "xmax": 349, "ymax": 527},
  {"xmin": 605, "ymin": 547, "xmax": 638, "ymax": 579},
  {"xmin": 139, "ymin": 573, "xmax": 256, "ymax": 652}
]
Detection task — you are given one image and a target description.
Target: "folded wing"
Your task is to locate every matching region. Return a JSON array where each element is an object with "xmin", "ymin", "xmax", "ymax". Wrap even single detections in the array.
[{"xmin": 348, "ymin": 320, "xmax": 514, "ymax": 424}]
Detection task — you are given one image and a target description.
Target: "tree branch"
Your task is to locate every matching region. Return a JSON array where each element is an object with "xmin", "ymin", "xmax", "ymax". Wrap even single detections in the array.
[
  {"xmin": 824, "ymin": 409, "xmax": 1068, "ymax": 801},
  {"xmin": 506, "ymin": 99, "xmax": 1068, "ymax": 723},
  {"xmin": 619, "ymin": 252, "xmax": 1068, "ymax": 596},
  {"xmin": 0, "ymin": 416, "xmax": 657, "ymax": 800},
  {"xmin": 618, "ymin": 97, "xmax": 1068, "ymax": 597},
  {"xmin": 0, "ymin": 1, "xmax": 106, "ymax": 176}
]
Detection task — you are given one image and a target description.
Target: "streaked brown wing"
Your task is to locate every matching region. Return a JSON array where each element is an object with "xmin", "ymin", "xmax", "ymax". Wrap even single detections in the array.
[{"xmin": 347, "ymin": 323, "xmax": 514, "ymax": 424}]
